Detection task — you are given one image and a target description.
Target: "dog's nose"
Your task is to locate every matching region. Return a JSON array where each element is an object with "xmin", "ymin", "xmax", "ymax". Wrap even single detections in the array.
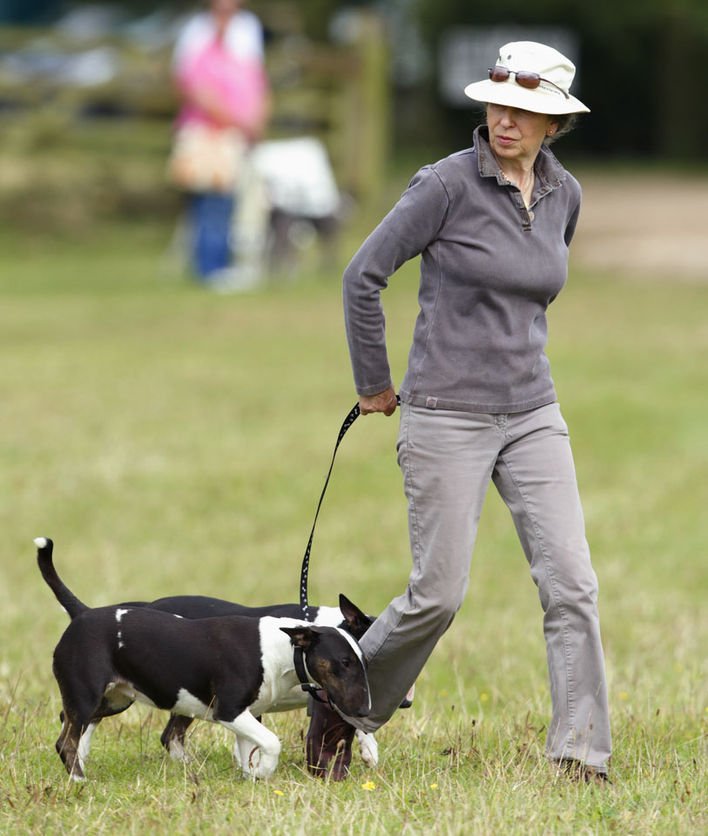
[{"xmin": 355, "ymin": 700, "xmax": 371, "ymax": 718}]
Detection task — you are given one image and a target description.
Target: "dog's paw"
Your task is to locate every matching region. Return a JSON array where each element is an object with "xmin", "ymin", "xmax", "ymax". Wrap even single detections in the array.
[
  {"xmin": 242, "ymin": 753, "xmax": 278, "ymax": 781},
  {"xmin": 168, "ymin": 739, "xmax": 189, "ymax": 763},
  {"xmin": 356, "ymin": 731, "xmax": 379, "ymax": 767}
]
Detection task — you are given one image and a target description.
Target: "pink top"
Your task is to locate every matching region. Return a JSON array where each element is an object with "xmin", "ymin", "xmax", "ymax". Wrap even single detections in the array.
[{"xmin": 173, "ymin": 11, "xmax": 268, "ymax": 135}]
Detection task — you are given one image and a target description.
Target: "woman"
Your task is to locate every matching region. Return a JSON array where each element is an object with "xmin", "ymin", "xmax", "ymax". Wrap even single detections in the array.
[
  {"xmin": 309, "ymin": 41, "xmax": 611, "ymax": 782},
  {"xmin": 170, "ymin": 0, "xmax": 269, "ymax": 281}
]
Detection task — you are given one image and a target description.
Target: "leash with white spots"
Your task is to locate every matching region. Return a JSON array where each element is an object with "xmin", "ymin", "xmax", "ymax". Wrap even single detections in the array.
[{"xmin": 298, "ymin": 397, "xmax": 400, "ymax": 621}]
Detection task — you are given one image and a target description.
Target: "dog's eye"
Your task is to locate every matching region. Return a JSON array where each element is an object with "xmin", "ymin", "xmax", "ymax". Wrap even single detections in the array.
[{"xmin": 340, "ymin": 657, "xmax": 352, "ymax": 668}]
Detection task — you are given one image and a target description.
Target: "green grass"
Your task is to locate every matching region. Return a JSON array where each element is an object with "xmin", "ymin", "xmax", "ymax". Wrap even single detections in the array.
[{"xmin": 0, "ymin": 210, "xmax": 706, "ymax": 834}]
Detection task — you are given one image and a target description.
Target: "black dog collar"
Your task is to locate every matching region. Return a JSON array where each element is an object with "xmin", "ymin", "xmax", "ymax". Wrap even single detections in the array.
[{"xmin": 293, "ymin": 647, "xmax": 330, "ymax": 704}]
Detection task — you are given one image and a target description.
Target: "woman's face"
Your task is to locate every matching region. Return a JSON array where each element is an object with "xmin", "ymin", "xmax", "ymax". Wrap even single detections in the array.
[
  {"xmin": 486, "ymin": 104, "xmax": 557, "ymax": 167},
  {"xmin": 210, "ymin": 0, "xmax": 240, "ymax": 17}
]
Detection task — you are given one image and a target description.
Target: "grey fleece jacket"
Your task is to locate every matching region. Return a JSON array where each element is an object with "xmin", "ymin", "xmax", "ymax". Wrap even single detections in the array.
[{"xmin": 343, "ymin": 125, "xmax": 582, "ymax": 414}]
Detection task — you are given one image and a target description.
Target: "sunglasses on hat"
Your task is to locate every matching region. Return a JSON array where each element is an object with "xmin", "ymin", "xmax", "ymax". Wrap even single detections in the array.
[{"xmin": 488, "ymin": 66, "xmax": 569, "ymax": 100}]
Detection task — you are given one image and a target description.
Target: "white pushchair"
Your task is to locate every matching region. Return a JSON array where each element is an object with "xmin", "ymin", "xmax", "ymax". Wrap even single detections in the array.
[{"xmin": 227, "ymin": 136, "xmax": 342, "ymax": 289}]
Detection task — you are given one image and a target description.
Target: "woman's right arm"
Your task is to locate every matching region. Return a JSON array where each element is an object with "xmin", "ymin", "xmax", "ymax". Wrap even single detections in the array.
[{"xmin": 343, "ymin": 166, "xmax": 450, "ymax": 403}]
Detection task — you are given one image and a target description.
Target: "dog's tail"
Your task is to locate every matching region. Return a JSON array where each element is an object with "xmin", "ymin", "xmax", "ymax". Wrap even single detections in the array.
[{"xmin": 34, "ymin": 537, "xmax": 88, "ymax": 619}]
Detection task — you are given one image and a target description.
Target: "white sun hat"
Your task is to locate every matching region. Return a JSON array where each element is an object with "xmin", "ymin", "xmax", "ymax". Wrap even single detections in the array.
[{"xmin": 463, "ymin": 41, "xmax": 590, "ymax": 115}]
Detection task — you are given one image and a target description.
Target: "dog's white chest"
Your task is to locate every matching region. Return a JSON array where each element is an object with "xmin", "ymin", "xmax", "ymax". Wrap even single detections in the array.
[{"xmin": 248, "ymin": 618, "xmax": 303, "ymax": 715}]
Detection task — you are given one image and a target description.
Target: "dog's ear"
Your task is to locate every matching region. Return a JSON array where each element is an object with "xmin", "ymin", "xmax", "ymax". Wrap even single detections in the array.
[
  {"xmin": 280, "ymin": 626, "xmax": 319, "ymax": 648},
  {"xmin": 338, "ymin": 594, "xmax": 373, "ymax": 633}
]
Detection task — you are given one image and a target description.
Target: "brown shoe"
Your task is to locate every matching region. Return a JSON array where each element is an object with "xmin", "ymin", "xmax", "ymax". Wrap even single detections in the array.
[
  {"xmin": 558, "ymin": 758, "xmax": 610, "ymax": 785},
  {"xmin": 305, "ymin": 691, "xmax": 356, "ymax": 780}
]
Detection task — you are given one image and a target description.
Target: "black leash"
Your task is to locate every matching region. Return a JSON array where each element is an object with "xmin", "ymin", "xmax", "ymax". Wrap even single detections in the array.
[
  {"xmin": 299, "ymin": 402, "xmax": 360, "ymax": 621},
  {"xmin": 298, "ymin": 397, "xmax": 399, "ymax": 622}
]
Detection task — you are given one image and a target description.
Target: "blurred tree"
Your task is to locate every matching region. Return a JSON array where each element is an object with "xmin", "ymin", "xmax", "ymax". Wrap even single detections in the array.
[
  {"xmin": 299, "ymin": 0, "xmax": 345, "ymax": 41},
  {"xmin": 0, "ymin": 0, "xmax": 62, "ymax": 23},
  {"xmin": 415, "ymin": 0, "xmax": 708, "ymax": 159},
  {"xmin": 4, "ymin": 0, "xmax": 704, "ymax": 158}
]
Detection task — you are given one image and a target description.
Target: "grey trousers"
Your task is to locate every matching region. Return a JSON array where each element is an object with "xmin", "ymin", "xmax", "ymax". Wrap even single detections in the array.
[{"xmin": 354, "ymin": 401, "xmax": 611, "ymax": 770}]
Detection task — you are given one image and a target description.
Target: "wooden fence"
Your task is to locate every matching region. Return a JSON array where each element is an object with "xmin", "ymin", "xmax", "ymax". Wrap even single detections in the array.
[{"xmin": 0, "ymin": 5, "xmax": 390, "ymax": 203}]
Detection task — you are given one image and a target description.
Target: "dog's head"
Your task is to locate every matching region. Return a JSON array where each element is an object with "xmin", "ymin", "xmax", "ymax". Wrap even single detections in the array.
[{"xmin": 280, "ymin": 623, "xmax": 371, "ymax": 718}]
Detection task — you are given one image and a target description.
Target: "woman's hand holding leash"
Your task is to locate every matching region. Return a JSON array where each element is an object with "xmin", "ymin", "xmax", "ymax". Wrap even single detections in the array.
[{"xmin": 360, "ymin": 387, "xmax": 398, "ymax": 416}]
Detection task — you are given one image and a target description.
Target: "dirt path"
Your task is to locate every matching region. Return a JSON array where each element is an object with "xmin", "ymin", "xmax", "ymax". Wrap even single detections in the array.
[{"xmin": 570, "ymin": 173, "xmax": 708, "ymax": 281}]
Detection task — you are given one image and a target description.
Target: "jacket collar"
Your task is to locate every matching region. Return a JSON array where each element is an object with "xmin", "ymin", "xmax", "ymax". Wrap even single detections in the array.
[{"xmin": 474, "ymin": 125, "xmax": 566, "ymax": 193}]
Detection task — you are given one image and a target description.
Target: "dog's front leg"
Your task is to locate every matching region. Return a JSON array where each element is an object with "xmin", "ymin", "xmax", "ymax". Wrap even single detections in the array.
[
  {"xmin": 232, "ymin": 715, "xmax": 265, "ymax": 768},
  {"xmin": 219, "ymin": 710, "xmax": 281, "ymax": 780},
  {"xmin": 233, "ymin": 735, "xmax": 249, "ymax": 769}
]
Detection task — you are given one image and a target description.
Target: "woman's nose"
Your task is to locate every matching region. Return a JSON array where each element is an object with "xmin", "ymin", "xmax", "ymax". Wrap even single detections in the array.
[{"xmin": 499, "ymin": 107, "xmax": 516, "ymax": 126}]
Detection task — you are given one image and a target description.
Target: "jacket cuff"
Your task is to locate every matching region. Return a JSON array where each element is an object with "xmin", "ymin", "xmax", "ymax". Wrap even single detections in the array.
[{"xmin": 356, "ymin": 379, "xmax": 393, "ymax": 397}]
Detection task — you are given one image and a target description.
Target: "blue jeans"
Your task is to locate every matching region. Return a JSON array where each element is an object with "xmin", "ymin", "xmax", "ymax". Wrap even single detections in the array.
[
  {"xmin": 189, "ymin": 192, "xmax": 235, "ymax": 279},
  {"xmin": 353, "ymin": 402, "xmax": 612, "ymax": 770}
]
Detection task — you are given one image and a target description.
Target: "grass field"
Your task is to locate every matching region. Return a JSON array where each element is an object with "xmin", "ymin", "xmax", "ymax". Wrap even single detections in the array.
[{"xmin": 0, "ymin": 200, "xmax": 706, "ymax": 834}]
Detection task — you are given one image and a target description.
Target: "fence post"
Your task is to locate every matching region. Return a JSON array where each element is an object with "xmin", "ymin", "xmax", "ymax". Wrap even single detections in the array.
[{"xmin": 339, "ymin": 11, "xmax": 390, "ymax": 203}]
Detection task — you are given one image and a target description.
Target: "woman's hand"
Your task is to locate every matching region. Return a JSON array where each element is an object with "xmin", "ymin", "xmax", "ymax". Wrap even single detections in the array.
[{"xmin": 359, "ymin": 386, "xmax": 398, "ymax": 417}]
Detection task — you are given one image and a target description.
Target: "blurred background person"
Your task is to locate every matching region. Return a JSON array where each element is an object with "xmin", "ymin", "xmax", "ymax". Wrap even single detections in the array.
[{"xmin": 169, "ymin": 0, "xmax": 269, "ymax": 284}]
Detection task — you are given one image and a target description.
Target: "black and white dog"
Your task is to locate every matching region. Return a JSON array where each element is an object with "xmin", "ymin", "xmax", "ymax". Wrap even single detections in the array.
[
  {"xmin": 36, "ymin": 537, "xmax": 382, "ymax": 771},
  {"xmin": 36, "ymin": 538, "xmax": 371, "ymax": 781},
  {"xmin": 147, "ymin": 598, "xmax": 376, "ymax": 765}
]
